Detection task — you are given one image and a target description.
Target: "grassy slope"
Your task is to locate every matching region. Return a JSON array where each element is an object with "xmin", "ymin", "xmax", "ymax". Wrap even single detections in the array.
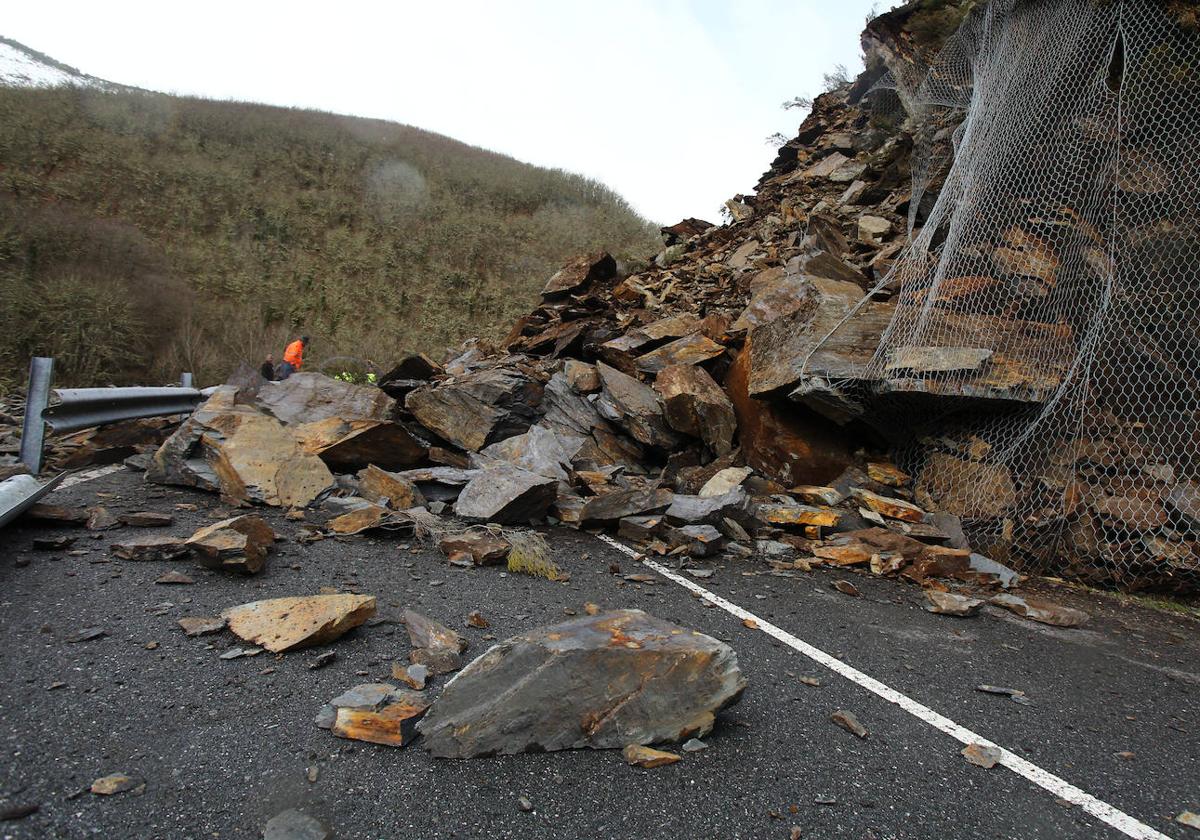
[{"xmin": 0, "ymin": 86, "xmax": 661, "ymax": 387}]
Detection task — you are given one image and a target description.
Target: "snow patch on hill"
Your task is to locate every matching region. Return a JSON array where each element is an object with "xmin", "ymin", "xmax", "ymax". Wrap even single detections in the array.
[{"xmin": 0, "ymin": 39, "xmax": 111, "ymax": 89}]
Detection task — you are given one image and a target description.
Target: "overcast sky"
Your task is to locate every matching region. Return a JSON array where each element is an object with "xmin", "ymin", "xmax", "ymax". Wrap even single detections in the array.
[{"xmin": 3, "ymin": 0, "xmax": 881, "ymax": 224}]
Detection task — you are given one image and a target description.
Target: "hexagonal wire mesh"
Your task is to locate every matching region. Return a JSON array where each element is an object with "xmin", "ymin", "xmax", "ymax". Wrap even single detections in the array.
[{"xmin": 803, "ymin": 0, "xmax": 1200, "ymax": 590}]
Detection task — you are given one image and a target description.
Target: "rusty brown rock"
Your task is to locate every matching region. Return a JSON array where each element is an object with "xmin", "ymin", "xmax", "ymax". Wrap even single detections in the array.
[
  {"xmin": 851, "ymin": 488, "xmax": 925, "ymax": 523},
  {"xmin": 830, "ymin": 709, "xmax": 868, "ymax": 738},
  {"xmin": 223, "ymin": 594, "xmax": 376, "ymax": 652},
  {"xmin": 148, "ymin": 393, "xmax": 335, "ymax": 508},
  {"xmin": 438, "ymin": 531, "xmax": 511, "ymax": 566},
  {"xmin": 541, "ymin": 251, "xmax": 616, "ymax": 298},
  {"xmin": 405, "ymin": 609, "xmax": 468, "ymax": 675},
  {"xmin": 118, "ymin": 511, "xmax": 174, "ymax": 527},
  {"xmin": 634, "ymin": 333, "xmax": 725, "ymax": 375},
  {"xmin": 725, "ymin": 344, "xmax": 852, "ymax": 487},
  {"xmin": 317, "ymin": 683, "xmax": 430, "ymax": 748},
  {"xmin": 85, "ymin": 507, "xmax": 120, "ymax": 531},
  {"xmin": 924, "ymin": 590, "xmax": 985, "ymax": 617},
  {"xmin": 110, "ymin": 534, "xmax": 190, "ymax": 562},
  {"xmin": 654, "ymin": 365, "xmax": 736, "ymax": 456},
  {"xmin": 23, "ymin": 503, "xmax": 88, "ymax": 525},
  {"xmin": 357, "ymin": 464, "xmax": 426, "ymax": 510},
  {"xmin": 418, "ymin": 610, "xmax": 745, "ymax": 758},
  {"xmin": 326, "ymin": 503, "xmax": 392, "ymax": 535},
  {"xmin": 186, "ymin": 515, "xmax": 274, "ymax": 574},
  {"xmin": 623, "ymin": 745, "xmax": 681, "ymax": 768},
  {"xmin": 292, "ymin": 417, "xmax": 426, "ymax": 472},
  {"xmin": 758, "ymin": 503, "xmax": 840, "ymax": 529}
]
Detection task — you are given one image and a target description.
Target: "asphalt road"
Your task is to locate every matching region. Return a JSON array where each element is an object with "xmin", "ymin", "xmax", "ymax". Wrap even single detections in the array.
[{"xmin": 0, "ymin": 466, "xmax": 1197, "ymax": 839}]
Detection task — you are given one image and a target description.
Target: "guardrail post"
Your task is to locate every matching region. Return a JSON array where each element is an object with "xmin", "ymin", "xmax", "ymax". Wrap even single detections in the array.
[
  {"xmin": 19, "ymin": 357, "xmax": 54, "ymax": 474},
  {"xmin": 180, "ymin": 372, "xmax": 194, "ymax": 388}
]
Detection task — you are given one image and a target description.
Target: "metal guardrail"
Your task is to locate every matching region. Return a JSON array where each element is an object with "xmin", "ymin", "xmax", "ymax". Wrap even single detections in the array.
[
  {"xmin": 18, "ymin": 356, "xmax": 198, "ymax": 473},
  {"xmin": 0, "ymin": 472, "xmax": 66, "ymax": 530},
  {"xmin": 42, "ymin": 386, "xmax": 204, "ymax": 433}
]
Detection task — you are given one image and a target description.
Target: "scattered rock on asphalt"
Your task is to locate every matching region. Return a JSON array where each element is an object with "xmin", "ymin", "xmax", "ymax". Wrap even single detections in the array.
[
  {"xmin": 924, "ymin": 590, "xmax": 984, "ymax": 617},
  {"xmin": 316, "ymin": 683, "xmax": 430, "ymax": 747},
  {"xmin": 178, "ymin": 616, "xmax": 227, "ymax": 637},
  {"xmin": 32, "ymin": 535, "xmax": 75, "ymax": 550},
  {"xmin": 118, "ymin": 511, "xmax": 174, "ymax": 527},
  {"xmin": 23, "ymin": 503, "xmax": 87, "ymax": 525},
  {"xmin": 682, "ymin": 738, "xmax": 708, "ymax": 752},
  {"xmin": 262, "ymin": 808, "xmax": 331, "ymax": 840},
  {"xmin": 309, "ymin": 651, "xmax": 337, "ymax": 670},
  {"xmin": 466, "ymin": 610, "xmax": 489, "ymax": 629},
  {"xmin": 990, "ymin": 594, "xmax": 1088, "ymax": 627},
  {"xmin": 219, "ymin": 646, "xmax": 263, "ymax": 660},
  {"xmin": 393, "ymin": 662, "xmax": 429, "ymax": 690},
  {"xmin": 67, "ymin": 627, "xmax": 107, "ymax": 643},
  {"xmin": 155, "ymin": 570, "xmax": 194, "ymax": 585},
  {"xmin": 186, "ymin": 515, "xmax": 274, "ymax": 574},
  {"xmin": 90, "ymin": 774, "xmax": 137, "ymax": 795},
  {"xmin": 0, "ymin": 803, "xmax": 38, "ymax": 821},
  {"xmin": 404, "ymin": 609, "xmax": 468, "ymax": 674},
  {"xmin": 223, "ymin": 594, "xmax": 376, "ymax": 652},
  {"xmin": 962, "ymin": 743, "xmax": 1002, "ymax": 769},
  {"xmin": 623, "ymin": 744, "xmax": 681, "ymax": 768},
  {"xmin": 418, "ymin": 609, "xmax": 745, "ymax": 758},
  {"xmin": 517, "ymin": 796, "xmax": 534, "ymax": 814},
  {"xmin": 1177, "ymin": 812, "xmax": 1200, "ymax": 830},
  {"xmin": 832, "ymin": 580, "xmax": 860, "ymax": 597},
  {"xmin": 110, "ymin": 534, "xmax": 190, "ymax": 562},
  {"xmin": 830, "ymin": 709, "xmax": 868, "ymax": 739},
  {"xmin": 438, "ymin": 530, "xmax": 511, "ymax": 566},
  {"xmin": 85, "ymin": 507, "xmax": 120, "ymax": 531}
]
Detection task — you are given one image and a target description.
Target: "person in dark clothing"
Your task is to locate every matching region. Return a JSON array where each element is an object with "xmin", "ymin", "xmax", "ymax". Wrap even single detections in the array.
[{"xmin": 260, "ymin": 354, "xmax": 276, "ymax": 382}]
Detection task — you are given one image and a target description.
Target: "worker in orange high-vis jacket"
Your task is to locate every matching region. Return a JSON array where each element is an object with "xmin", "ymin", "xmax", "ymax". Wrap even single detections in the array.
[{"xmin": 278, "ymin": 335, "xmax": 308, "ymax": 380}]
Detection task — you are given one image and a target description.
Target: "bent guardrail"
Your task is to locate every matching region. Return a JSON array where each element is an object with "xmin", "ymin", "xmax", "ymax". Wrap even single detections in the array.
[{"xmin": 18, "ymin": 356, "xmax": 197, "ymax": 473}]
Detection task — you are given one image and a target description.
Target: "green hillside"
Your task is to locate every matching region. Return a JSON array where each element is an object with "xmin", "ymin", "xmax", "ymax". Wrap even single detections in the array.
[{"xmin": 0, "ymin": 85, "xmax": 661, "ymax": 388}]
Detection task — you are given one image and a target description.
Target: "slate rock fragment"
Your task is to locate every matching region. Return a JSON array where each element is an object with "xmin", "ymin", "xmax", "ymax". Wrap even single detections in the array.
[
  {"xmin": 223, "ymin": 594, "xmax": 376, "ymax": 652},
  {"xmin": 453, "ymin": 464, "xmax": 557, "ymax": 524},
  {"xmin": 110, "ymin": 534, "xmax": 190, "ymax": 562},
  {"xmin": 186, "ymin": 515, "xmax": 274, "ymax": 574},
  {"xmin": 404, "ymin": 609, "xmax": 468, "ymax": 674},
  {"xmin": 418, "ymin": 609, "xmax": 745, "ymax": 758}
]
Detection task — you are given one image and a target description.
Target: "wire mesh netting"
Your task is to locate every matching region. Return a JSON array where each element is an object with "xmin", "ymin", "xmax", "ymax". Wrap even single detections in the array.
[{"xmin": 805, "ymin": 0, "xmax": 1200, "ymax": 591}]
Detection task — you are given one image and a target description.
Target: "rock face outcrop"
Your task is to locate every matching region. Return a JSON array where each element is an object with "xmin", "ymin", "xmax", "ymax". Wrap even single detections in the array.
[{"xmin": 418, "ymin": 610, "xmax": 746, "ymax": 758}]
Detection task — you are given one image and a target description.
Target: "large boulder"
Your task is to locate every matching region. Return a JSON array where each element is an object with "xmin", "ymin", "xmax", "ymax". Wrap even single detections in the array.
[
  {"xmin": 255, "ymin": 372, "xmax": 395, "ymax": 425},
  {"xmin": 453, "ymin": 464, "xmax": 557, "ymax": 524},
  {"xmin": 291, "ymin": 417, "xmax": 426, "ymax": 472},
  {"xmin": 406, "ymin": 368, "xmax": 543, "ymax": 452},
  {"xmin": 418, "ymin": 610, "xmax": 746, "ymax": 758},
  {"xmin": 146, "ymin": 388, "xmax": 334, "ymax": 509},
  {"xmin": 654, "ymin": 365, "xmax": 736, "ymax": 456},
  {"xmin": 595, "ymin": 364, "xmax": 679, "ymax": 449}
]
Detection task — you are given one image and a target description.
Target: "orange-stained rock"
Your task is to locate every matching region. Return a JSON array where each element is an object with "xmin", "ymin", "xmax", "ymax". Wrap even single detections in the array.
[
  {"xmin": 724, "ymin": 344, "xmax": 852, "ymax": 487},
  {"xmin": 357, "ymin": 464, "xmax": 426, "ymax": 510},
  {"xmin": 223, "ymin": 594, "xmax": 376, "ymax": 652},
  {"xmin": 292, "ymin": 417, "xmax": 426, "ymax": 472},
  {"xmin": 332, "ymin": 700, "xmax": 428, "ymax": 747},
  {"xmin": 654, "ymin": 365, "xmax": 736, "ymax": 456},
  {"xmin": 851, "ymin": 488, "xmax": 925, "ymax": 522},
  {"xmin": 186, "ymin": 514, "xmax": 274, "ymax": 574},
  {"xmin": 623, "ymin": 745, "xmax": 681, "ymax": 768}
]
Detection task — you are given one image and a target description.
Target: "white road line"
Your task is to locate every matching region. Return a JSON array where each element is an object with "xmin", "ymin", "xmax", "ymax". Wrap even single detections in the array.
[
  {"xmin": 59, "ymin": 464, "xmax": 124, "ymax": 490},
  {"xmin": 596, "ymin": 534, "xmax": 1171, "ymax": 840}
]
